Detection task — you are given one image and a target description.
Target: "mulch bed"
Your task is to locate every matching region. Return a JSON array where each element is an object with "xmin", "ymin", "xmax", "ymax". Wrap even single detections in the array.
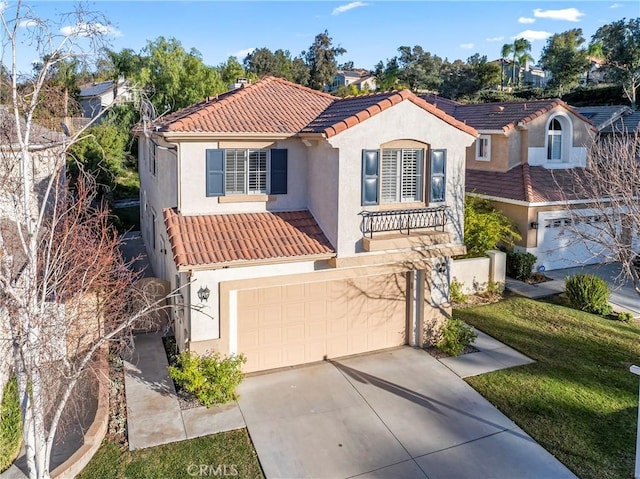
[
  {"xmin": 106, "ymin": 352, "xmax": 128, "ymax": 449},
  {"xmin": 425, "ymin": 344, "xmax": 480, "ymax": 359}
]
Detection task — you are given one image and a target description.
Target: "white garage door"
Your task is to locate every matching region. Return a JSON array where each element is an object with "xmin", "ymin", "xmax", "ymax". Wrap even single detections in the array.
[
  {"xmin": 236, "ymin": 273, "xmax": 408, "ymax": 372},
  {"xmin": 535, "ymin": 211, "xmax": 609, "ymax": 271}
]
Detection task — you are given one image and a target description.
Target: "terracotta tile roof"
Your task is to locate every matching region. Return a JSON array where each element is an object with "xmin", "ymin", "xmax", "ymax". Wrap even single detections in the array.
[
  {"xmin": 144, "ymin": 77, "xmax": 476, "ymax": 138},
  {"xmin": 148, "ymin": 77, "xmax": 336, "ymax": 134},
  {"xmin": 420, "ymin": 96, "xmax": 593, "ymax": 132},
  {"xmin": 302, "ymin": 89, "xmax": 477, "ymax": 137},
  {"xmin": 466, "ymin": 165, "xmax": 589, "ymax": 203},
  {"xmin": 163, "ymin": 209, "xmax": 335, "ymax": 267}
]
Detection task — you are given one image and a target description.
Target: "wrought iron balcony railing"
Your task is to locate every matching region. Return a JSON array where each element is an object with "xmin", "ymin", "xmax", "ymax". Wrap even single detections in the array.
[{"xmin": 359, "ymin": 206, "xmax": 448, "ymax": 238}]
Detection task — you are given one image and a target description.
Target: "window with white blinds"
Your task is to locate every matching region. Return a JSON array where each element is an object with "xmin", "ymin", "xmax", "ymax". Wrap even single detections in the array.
[
  {"xmin": 248, "ymin": 150, "xmax": 268, "ymax": 193},
  {"xmin": 380, "ymin": 148, "xmax": 423, "ymax": 203},
  {"xmin": 225, "ymin": 149, "xmax": 247, "ymax": 194}
]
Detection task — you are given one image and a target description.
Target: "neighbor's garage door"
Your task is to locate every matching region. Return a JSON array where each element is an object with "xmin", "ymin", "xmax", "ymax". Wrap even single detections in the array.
[
  {"xmin": 536, "ymin": 211, "xmax": 609, "ymax": 271},
  {"xmin": 237, "ymin": 273, "xmax": 408, "ymax": 372}
]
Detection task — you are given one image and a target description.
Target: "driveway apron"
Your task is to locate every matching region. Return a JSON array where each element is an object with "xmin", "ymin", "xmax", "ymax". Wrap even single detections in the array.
[{"xmin": 237, "ymin": 347, "xmax": 577, "ymax": 479}]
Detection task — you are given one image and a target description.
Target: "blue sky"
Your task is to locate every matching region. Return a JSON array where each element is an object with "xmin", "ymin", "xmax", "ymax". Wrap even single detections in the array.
[{"xmin": 5, "ymin": 0, "xmax": 640, "ymax": 75}]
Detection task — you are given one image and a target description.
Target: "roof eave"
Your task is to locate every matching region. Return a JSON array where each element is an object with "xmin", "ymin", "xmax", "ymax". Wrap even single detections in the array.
[
  {"xmin": 176, "ymin": 252, "xmax": 337, "ymax": 272},
  {"xmin": 156, "ymin": 131, "xmax": 296, "ymax": 141}
]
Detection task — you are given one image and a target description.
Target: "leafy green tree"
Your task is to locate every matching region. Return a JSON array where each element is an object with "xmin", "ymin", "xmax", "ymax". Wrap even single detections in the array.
[
  {"xmin": 67, "ymin": 120, "xmax": 130, "ymax": 197},
  {"xmin": 244, "ymin": 47, "xmax": 277, "ymax": 78},
  {"xmin": 373, "ymin": 58, "xmax": 402, "ymax": 91},
  {"xmin": 220, "ymin": 56, "xmax": 247, "ymax": 86},
  {"xmin": 501, "ymin": 38, "xmax": 533, "ymax": 87},
  {"xmin": 500, "ymin": 43, "xmax": 513, "ymax": 89},
  {"xmin": 539, "ymin": 29, "xmax": 589, "ymax": 95},
  {"xmin": 397, "ymin": 46, "xmax": 443, "ymax": 92},
  {"xmin": 103, "ymin": 48, "xmax": 141, "ymax": 97},
  {"xmin": 134, "ymin": 36, "xmax": 225, "ymax": 112},
  {"xmin": 304, "ymin": 30, "xmax": 346, "ymax": 90},
  {"xmin": 291, "ymin": 56, "xmax": 310, "ymax": 86},
  {"xmin": 470, "ymin": 54, "xmax": 501, "ymax": 90},
  {"xmin": 463, "ymin": 196, "xmax": 521, "ymax": 257},
  {"xmin": 592, "ymin": 18, "xmax": 640, "ymax": 108}
]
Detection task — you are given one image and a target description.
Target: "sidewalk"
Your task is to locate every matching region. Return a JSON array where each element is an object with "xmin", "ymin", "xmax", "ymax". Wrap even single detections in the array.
[{"xmin": 124, "ymin": 333, "xmax": 245, "ymax": 450}]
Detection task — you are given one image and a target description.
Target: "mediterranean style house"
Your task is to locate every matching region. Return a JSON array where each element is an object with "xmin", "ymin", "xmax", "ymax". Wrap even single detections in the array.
[
  {"xmin": 421, "ymin": 95, "xmax": 608, "ymax": 271},
  {"xmin": 137, "ymin": 77, "xmax": 477, "ymax": 372}
]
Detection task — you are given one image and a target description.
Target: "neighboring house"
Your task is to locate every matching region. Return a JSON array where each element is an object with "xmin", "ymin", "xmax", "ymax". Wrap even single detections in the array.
[
  {"xmin": 493, "ymin": 59, "xmax": 549, "ymax": 88},
  {"xmin": 136, "ymin": 76, "xmax": 477, "ymax": 373},
  {"xmin": 0, "ymin": 106, "xmax": 66, "ymax": 403},
  {"xmin": 78, "ymin": 78, "xmax": 133, "ymax": 120},
  {"xmin": 421, "ymin": 95, "xmax": 605, "ymax": 271},
  {"xmin": 329, "ymin": 70, "xmax": 377, "ymax": 92},
  {"xmin": 575, "ymin": 105, "xmax": 640, "ymax": 135}
]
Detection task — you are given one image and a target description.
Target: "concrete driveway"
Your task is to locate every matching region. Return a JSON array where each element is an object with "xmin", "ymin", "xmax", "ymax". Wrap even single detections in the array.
[
  {"xmin": 545, "ymin": 262, "xmax": 639, "ymax": 315},
  {"xmin": 237, "ymin": 347, "xmax": 576, "ymax": 479}
]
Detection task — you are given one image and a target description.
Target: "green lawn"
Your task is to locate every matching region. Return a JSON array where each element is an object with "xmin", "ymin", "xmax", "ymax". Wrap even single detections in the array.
[
  {"xmin": 79, "ymin": 429, "xmax": 264, "ymax": 479},
  {"xmin": 455, "ymin": 296, "xmax": 640, "ymax": 479}
]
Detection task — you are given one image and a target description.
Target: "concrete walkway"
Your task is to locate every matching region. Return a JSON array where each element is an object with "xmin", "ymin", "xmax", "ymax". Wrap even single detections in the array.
[
  {"xmin": 438, "ymin": 328, "xmax": 534, "ymax": 378},
  {"xmin": 124, "ymin": 333, "xmax": 244, "ymax": 450},
  {"xmin": 238, "ymin": 347, "xmax": 576, "ymax": 479},
  {"xmin": 506, "ymin": 262, "xmax": 639, "ymax": 317}
]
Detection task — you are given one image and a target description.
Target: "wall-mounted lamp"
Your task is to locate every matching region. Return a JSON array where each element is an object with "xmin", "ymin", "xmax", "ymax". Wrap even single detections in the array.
[
  {"xmin": 197, "ymin": 285, "xmax": 210, "ymax": 302},
  {"xmin": 530, "ymin": 221, "xmax": 539, "ymax": 230}
]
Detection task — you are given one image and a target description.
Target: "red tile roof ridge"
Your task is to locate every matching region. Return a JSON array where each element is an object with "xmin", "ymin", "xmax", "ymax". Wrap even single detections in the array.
[
  {"xmin": 522, "ymin": 163, "xmax": 534, "ymax": 202},
  {"xmin": 322, "ymin": 89, "xmax": 477, "ymax": 138}
]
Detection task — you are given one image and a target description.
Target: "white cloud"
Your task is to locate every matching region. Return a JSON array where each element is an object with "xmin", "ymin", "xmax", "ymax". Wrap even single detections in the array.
[
  {"xmin": 231, "ymin": 47, "xmax": 256, "ymax": 59},
  {"xmin": 19, "ymin": 19, "xmax": 38, "ymax": 28},
  {"xmin": 512, "ymin": 30, "xmax": 552, "ymax": 41},
  {"xmin": 332, "ymin": 2, "xmax": 368, "ymax": 15},
  {"xmin": 60, "ymin": 22, "xmax": 122, "ymax": 38},
  {"xmin": 460, "ymin": 43, "xmax": 475, "ymax": 49},
  {"xmin": 610, "ymin": 2, "xmax": 623, "ymax": 7},
  {"xmin": 486, "ymin": 36, "xmax": 504, "ymax": 42},
  {"xmin": 518, "ymin": 17, "xmax": 535, "ymax": 24},
  {"xmin": 533, "ymin": 8, "xmax": 585, "ymax": 22}
]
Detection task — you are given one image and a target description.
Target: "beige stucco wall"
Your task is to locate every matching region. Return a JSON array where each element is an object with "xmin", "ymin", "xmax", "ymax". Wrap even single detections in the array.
[
  {"xmin": 526, "ymin": 106, "xmax": 591, "ymax": 167},
  {"xmin": 306, "ymin": 140, "xmax": 340, "ymax": 249},
  {"xmin": 466, "ymin": 134, "xmax": 511, "ymax": 172},
  {"xmin": 326, "ymin": 100, "xmax": 476, "ymax": 257}
]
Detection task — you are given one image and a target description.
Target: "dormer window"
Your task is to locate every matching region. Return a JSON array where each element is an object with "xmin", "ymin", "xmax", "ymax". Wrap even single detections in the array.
[{"xmin": 547, "ymin": 118, "xmax": 563, "ymax": 161}]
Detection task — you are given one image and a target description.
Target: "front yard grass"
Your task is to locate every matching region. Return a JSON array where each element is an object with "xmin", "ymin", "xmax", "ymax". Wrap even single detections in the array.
[
  {"xmin": 79, "ymin": 429, "xmax": 263, "ymax": 479},
  {"xmin": 455, "ymin": 296, "xmax": 640, "ymax": 479}
]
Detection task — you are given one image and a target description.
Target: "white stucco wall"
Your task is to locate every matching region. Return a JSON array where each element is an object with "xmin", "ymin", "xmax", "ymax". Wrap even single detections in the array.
[
  {"xmin": 306, "ymin": 141, "xmax": 340, "ymax": 249},
  {"xmin": 138, "ymin": 136, "xmax": 178, "ymax": 278},
  {"xmin": 327, "ymin": 100, "xmax": 475, "ymax": 256}
]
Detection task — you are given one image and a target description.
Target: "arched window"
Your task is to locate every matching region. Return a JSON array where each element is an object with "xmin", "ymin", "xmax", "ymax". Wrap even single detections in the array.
[{"xmin": 547, "ymin": 118, "xmax": 563, "ymax": 161}]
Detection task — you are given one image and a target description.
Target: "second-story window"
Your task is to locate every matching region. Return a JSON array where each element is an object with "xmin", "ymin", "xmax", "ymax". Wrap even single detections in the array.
[
  {"xmin": 206, "ymin": 148, "xmax": 287, "ymax": 197},
  {"xmin": 380, "ymin": 149, "xmax": 423, "ymax": 203},
  {"xmin": 547, "ymin": 118, "xmax": 563, "ymax": 161},
  {"xmin": 476, "ymin": 136, "xmax": 491, "ymax": 161}
]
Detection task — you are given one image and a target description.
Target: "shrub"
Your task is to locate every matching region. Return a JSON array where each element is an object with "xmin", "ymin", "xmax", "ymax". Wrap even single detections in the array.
[
  {"xmin": 168, "ymin": 351, "xmax": 246, "ymax": 407},
  {"xmin": 0, "ymin": 377, "xmax": 22, "ymax": 473},
  {"xmin": 436, "ymin": 318, "xmax": 477, "ymax": 356},
  {"xmin": 463, "ymin": 196, "xmax": 521, "ymax": 258},
  {"xmin": 617, "ymin": 312, "xmax": 634, "ymax": 323},
  {"xmin": 506, "ymin": 251, "xmax": 537, "ymax": 281},
  {"xmin": 565, "ymin": 274, "xmax": 612, "ymax": 316},
  {"xmin": 450, "ymin": 279, "xmax": 468, "ymax": 304},
  {"xmin": 485, "ymin": 280, "xmax": 505, "ymax": 297}
]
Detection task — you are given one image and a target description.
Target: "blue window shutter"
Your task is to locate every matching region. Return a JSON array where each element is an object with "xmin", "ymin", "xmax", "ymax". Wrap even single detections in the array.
[
  {"xmin": 206, "ymin": 149, "xmax": 225, "ymax": 197},
  {"xmin": 362, "ymin": 150, "xmax": 380, "ymax": 206},
  {"xmin": 269, "ymin": 149, "xmax": 288, "ymax": 194},
  {"xmin": 430, "ymin": 149, "xmax": 447, "ymax": 202}
]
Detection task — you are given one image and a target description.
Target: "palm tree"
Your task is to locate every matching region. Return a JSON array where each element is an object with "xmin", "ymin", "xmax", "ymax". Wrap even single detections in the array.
[
  {"xmin": 513, "ymin": 38, "xmax": 532, "ymax": 87},
  {"xmin": 501, "ymin": 43, "xmax": 513, "ymax": 89}
]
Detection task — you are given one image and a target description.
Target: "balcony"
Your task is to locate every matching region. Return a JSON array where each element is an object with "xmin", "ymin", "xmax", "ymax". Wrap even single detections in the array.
[{"xmin": 359, "ymin": 206, "xmax": 451, "ymax": 252}]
